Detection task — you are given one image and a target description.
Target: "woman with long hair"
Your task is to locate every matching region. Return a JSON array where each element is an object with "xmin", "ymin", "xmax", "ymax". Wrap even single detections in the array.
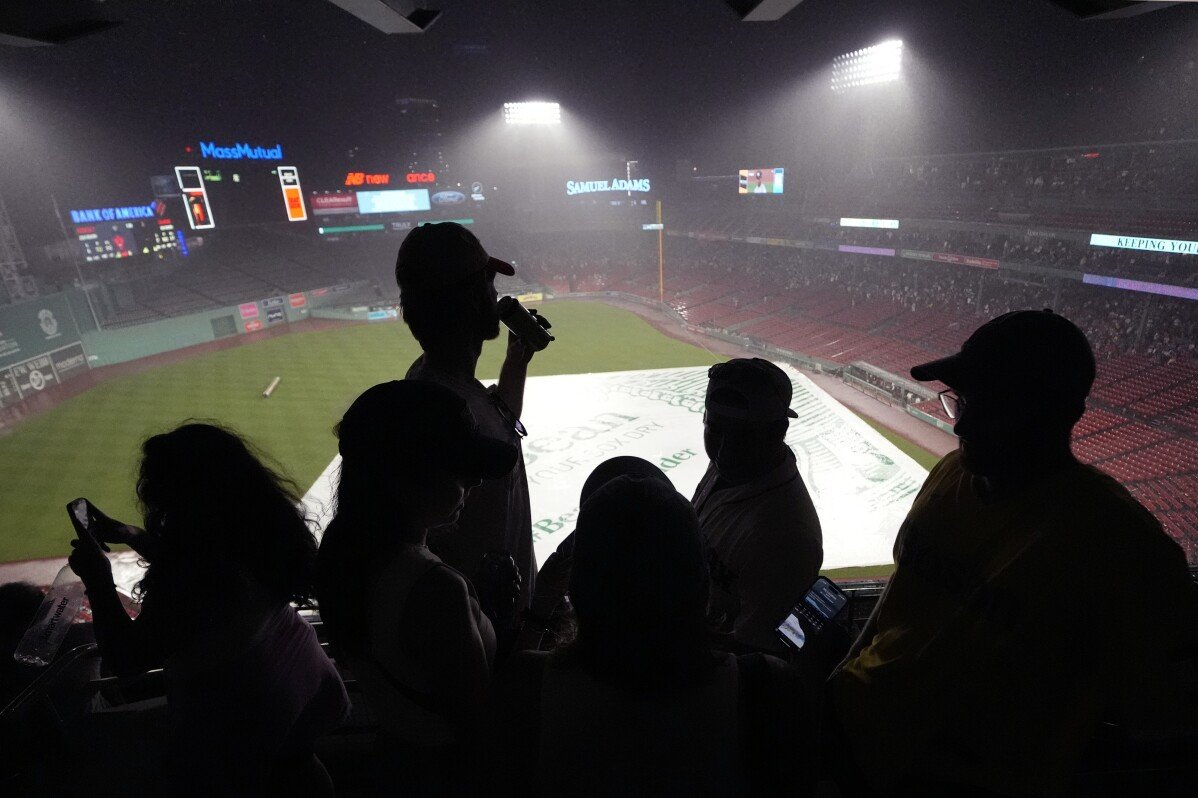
[
  {"xmin": 68, "ymin": 422, "xmax": 349, "ymax": 796},
  {"xmin": 491, "ymin": 468, "xmax": 814, "ymax": 796},
  {"xmin": 315, "ymin": 379, "xmax": 518, "ymax": 795}
]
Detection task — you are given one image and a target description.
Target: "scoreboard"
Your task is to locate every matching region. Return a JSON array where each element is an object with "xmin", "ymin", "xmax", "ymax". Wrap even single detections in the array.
[{"xmin": 74, "ymin": 217, "xmax": 183, "ymax": 263}]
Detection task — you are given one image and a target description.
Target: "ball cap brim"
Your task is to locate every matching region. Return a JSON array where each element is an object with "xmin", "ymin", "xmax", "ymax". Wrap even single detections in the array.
[
  {"xmin": 705, "ymin": 358, "xmax": 799, "ymax": 421},
  {"xmin": 910, "ymin": 309, "xmax": 1095, "ymax": 400},
  {"xmin": 395, "ymin": 222, "xmax": 515, "ymax": 290}
]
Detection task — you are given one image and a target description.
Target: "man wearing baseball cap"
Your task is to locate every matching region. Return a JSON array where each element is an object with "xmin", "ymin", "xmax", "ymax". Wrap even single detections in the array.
[
  {"xmin": 831, "ymin": 310, "xmax": 1192, "ymax": 796},
  {"xmin": 396, "ymin": 222, "xmax": 540, "ymax": 625},
  {"xmin": 692, "ymin": 358, "xmax": 823, "ymax": 654}
]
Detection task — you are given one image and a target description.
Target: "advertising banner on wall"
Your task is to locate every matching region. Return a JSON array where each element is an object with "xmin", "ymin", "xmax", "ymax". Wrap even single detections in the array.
[
  {"xmin": 311, "ymin": 193, "xmax": 359, "ymax": 216},
  {"xmin": 302, "ymin": 365, "xmax": 928, "ymax": 568},
  {"xmin": 0, "ymin": 342, "xmax": 88, "ymax": 409},
  {"xmin": 0, "ymin": 295, "xmax": 82, "ymax": 371}
]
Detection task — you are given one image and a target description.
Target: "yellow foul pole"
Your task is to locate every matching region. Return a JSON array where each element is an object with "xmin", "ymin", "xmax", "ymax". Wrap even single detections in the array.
[{"xmin": 656, "ymin": 200, "xmax": 664, "ymax": 305}]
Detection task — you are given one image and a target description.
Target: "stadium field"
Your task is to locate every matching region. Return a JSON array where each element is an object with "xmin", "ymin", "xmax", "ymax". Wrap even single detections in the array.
[{"xmin": 0, "ymin": 301, "xmax": 933, "ymax": 571}]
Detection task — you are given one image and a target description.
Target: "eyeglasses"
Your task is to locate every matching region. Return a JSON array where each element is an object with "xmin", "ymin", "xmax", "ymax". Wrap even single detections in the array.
[{"xmin": 938, "ymin": 389, "xmax": 966, "ymax": 420}]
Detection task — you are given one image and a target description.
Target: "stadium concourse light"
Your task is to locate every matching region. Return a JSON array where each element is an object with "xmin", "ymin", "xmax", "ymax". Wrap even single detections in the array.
[
  {"xmin": 503, "ymin": 102, "xmax": 562, "ymax": 125},
  {"xmin": 831, "ymin": 40, "xmax": 904, "ymax": 92}
]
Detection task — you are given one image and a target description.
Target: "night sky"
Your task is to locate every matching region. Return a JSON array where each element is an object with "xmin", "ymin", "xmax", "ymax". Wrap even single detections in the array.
[{"xmin": 1, "ymin": 0, "xmax": 1195, "ymax": 248}]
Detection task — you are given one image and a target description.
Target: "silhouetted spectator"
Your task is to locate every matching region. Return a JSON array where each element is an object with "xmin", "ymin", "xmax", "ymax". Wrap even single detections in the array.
[
  {"xmin": 694, "ymin": 358, "xmax": 823, "ymax": 654},
  {"xmin": 515, "ymin": 456, "xmax": 672, "ymax": 652},
  {"xmin": 830, "ymin": 310, "xmax": 1194, "ymax": 796},
  {"xmin": 491, "ymin": 475, "xmax": 814, "ymax": 796},
  {"xmin": 67, "ymin": 423, "xmax": 349, "ymax": 797},
  {"xmin": 316, "ymin": 380, "xmax": 518, "ymax": 796},
  {"xmin": 396, "ymin": 222, "xmax": 540, "ymax": 622}
]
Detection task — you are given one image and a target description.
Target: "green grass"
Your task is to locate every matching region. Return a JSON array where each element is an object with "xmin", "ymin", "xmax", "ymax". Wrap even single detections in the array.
[
  {"xmin": 0, "ymin": 301, "xmax": 719, "ymax": 562},
  {"xmin": 858, "ymin": 417, "xmax": 943, "ymax": 471}
]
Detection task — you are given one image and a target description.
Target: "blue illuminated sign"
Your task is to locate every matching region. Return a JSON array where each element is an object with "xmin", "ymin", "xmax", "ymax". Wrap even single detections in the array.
[
  {"xmin": 198, "ymin": 141, "xmax": 284, "ymax": 160},
  {"xmin": 69, "ymin": 205, "xmax": 155, "ymax": 224},
  {"xmin": 356, "ymin": 189, "xmax": 431, "ymax": 215}
]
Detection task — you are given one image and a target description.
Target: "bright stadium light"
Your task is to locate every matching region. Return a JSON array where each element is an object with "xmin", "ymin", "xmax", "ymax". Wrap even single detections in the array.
[
  {"xmin": 831, "ymin": 40, "xmax": 904, "ymax": 92},
  {"xmin": 503, "ymin": 102, "xmax": 561, "ymax": 125}
]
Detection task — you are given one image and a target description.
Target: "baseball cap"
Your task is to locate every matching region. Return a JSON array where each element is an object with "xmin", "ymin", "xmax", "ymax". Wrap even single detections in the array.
[
  {"xmin": 911, "ymin": 309, "xmax": 1095, "ymax": 401},
  {"xmin": 394, "ymin": 222, "xmax": 514, "ymax": 290},
  {"xmin": 705, "ymin": 358, "xmax": 799, "ymax": 422},
  {"xmin": 337, "ymin": 380, "xmax": 517, "ymax": 480}
]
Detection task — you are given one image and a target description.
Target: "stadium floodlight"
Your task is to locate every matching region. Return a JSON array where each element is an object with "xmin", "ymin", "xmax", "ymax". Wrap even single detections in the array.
[
  {"xmin": 503, "ymin": 102, "xmax": 561, "ymax": 125},
  {"xmin": 831, "ymin": 40, "xmax": 904, "ymax": 92}
]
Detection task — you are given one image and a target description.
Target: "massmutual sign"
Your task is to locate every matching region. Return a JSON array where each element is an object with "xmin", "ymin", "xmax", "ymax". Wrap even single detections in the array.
[
  {"xmin": 1089, "ymin": 233, "xmax": 1197, "ymax": 256},
  {"xmin": 566, "ymin": 178, "xmax": 651, "ymax": 196},
  {"xmin": 199, "ymin": 141, "xmax": 284, "ymax": 160}
]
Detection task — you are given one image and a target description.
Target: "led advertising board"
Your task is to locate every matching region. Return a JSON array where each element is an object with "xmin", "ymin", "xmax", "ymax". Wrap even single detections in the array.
[
  {"xmin": 840, "ymin": 218, "xmax": 900, "ymax": 229},
  {"xmin": 355, "ymin": 189, "xmax": 431, "ymax": 215},
  {"xmin": 277, "ymin": 166, "xmax": 307, "ymax": 222},
  {"xmin": 311, "ymin": 193, "xmax": 359, "ymax": 216},
  {"xmin": 175, "ymin": 166, "xmax": 215, "ymax": 229},
  {"xmin": 739, "ymin": 168, "xmax": 784, "ymax": 194},
  {"xmin": 1082, "ymin": 274, "xmax": 1198, "ymax": 300},
  {"xmin": 1089, "ymin": 233, "xmax": 1197, "ymax": 256}
]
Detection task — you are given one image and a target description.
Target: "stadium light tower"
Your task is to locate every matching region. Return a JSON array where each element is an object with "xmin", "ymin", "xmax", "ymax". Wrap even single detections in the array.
[
  {"xmin": 503, "ymin": 102, "xmax": 562, "ymax": 125},
  {"xmin": 831, "ymin": 40, "xmax": 904, "ymax": 92}
]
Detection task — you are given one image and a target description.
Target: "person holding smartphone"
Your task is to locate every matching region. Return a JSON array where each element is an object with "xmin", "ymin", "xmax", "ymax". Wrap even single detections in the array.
[
  {"xmin": 693, "ymin": 358, "xmax": 823, "ymax": 655},
  {"xmin": 67, "ymin": 423, "xmax": 349, "ymax": 796}
]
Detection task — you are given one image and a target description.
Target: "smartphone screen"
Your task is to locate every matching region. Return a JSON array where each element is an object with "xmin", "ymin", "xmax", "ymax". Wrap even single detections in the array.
[
  {"xmin": 776, "ymin": 577, "xmax": 848, "ymax": 650},
  {"xmin": 66, "ymin": 497, "xmax": 108, "ymax": 551},
  {"xmin": 803, "ymin": 577, "xmax": 848, "ymax": 622},
  {"xmin": 777, "ymin": 613, "xmax": 807, "ymax": 649},
  {"xmin": 70, "ymin": 498, "xmax": 90, "ymax": 530}
]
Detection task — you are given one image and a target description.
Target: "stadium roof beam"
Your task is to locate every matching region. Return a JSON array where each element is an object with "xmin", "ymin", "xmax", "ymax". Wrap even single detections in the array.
[
  {"xmin": 323, "ymin": 0, "xmax": 441, "ymax": 34},
  {"xmin": 831, "ymin": 40, "xmax": 904, "ymax": 93},
  {"xmin": 1042, "ymin": 1, "xmax": 1185, "ymax": 20},
  {"xmin": 724, "ymin": 0, "xmax": 807, "ymax": 22},
  {"xmin": 0, "ymin": 0, "xmax": 119, "ymax": 47},
  {"xmin": 503, "ymin": 102, "xmax": 562, "ymax": 126}
]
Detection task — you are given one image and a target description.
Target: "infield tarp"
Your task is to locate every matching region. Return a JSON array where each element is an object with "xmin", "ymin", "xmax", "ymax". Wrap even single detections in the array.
[{"xmin": 301, "ymin": 364, "xmax": 930, "ymax": 570}]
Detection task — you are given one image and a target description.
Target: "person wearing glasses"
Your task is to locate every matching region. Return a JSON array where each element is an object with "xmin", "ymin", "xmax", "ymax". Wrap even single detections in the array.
[
  {"xmin": 395, "ymin": 222, "xmax": 541, "ymax": 627},
  {"xmin": 693, "ymin": 358, "xmax": 823, "ymax": 654},
  {"xmin": 829, "ymin": 310, "xmax": 1193, "ymax": 796}
]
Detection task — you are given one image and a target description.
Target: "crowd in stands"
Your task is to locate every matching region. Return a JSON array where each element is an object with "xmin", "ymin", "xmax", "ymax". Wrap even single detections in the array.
[
  {"xmin": 2, "ymin": 223, "xmax": 1196, "ymax": 797},
  {"xmin": 805, "ymin": 140, "xmax": 1198, "ymax": 232}
]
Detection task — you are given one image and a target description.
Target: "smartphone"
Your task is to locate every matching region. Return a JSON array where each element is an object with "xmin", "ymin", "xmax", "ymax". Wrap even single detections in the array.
[
  {"xmin": 67, "ymin": 498, "xmax": 110, "ymax": 552},
  {"xmin": 776, "ymin": 576, "xmax": 848, "ymax": 651}
]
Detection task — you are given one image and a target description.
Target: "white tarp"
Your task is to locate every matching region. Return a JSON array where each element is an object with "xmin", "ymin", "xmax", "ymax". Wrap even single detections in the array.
[{"xmin": 301, "ymin": 364, "xmax": 930, "ymax": 570}]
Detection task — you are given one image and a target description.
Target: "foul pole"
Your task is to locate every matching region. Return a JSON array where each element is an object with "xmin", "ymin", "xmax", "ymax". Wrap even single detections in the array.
[{"xmin": 656, "ymin": 200, "xmax": 664, "ymax": 304}]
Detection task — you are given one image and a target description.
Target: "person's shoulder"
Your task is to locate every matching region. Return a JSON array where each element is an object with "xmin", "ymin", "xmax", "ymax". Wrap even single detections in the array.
[
  {"xmin": 1071, "ymin": 462, "xmax": 1163, "ymax": 533},
  {"xmin": 410, "ymin": 560, "xmax": 473, "ymax": 607},
  {"xmin": 927, "ymin": 449, "xmax": 966, "ymax": 482},
  {"xmin": 1067, "ymin": 462, "xmax": 1187, "ymax": 566}
]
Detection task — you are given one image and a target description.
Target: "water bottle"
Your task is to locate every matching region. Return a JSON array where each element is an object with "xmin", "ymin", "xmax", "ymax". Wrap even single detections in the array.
[
  {"xmin": 13, "ymin": 565, "xmax": 86, "ymax": 667},
  {"xmin": 497, "ymin": 296, "xmax": 555, "ymax": 351}
]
